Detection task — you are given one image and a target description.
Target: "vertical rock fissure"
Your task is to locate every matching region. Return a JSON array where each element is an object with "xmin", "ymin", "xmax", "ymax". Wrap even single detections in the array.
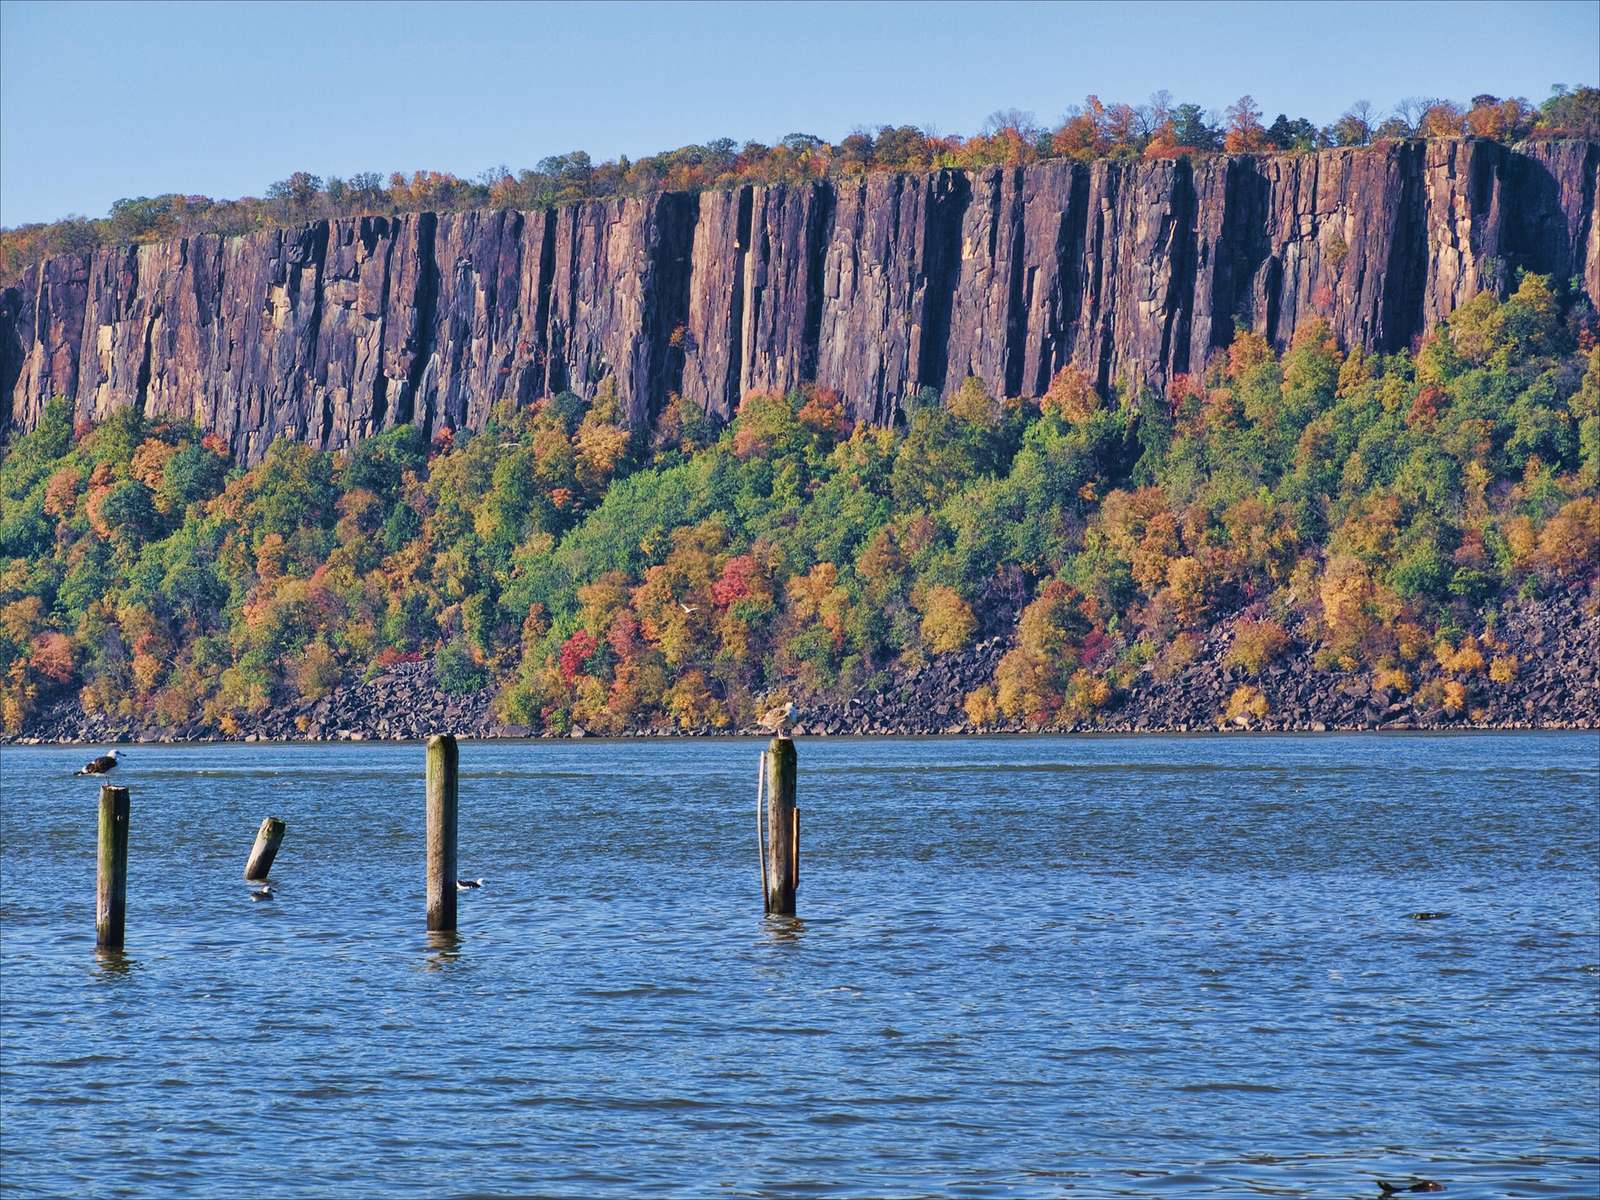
[
  {"xmin": 133, "ymin": 302, "xmax": 157, "ymax": 423},
  {"xmin": 985, "ymin": 172, "xmax": 1003, "ymax": 261},
  {"xmin": 404, "ymin": 212, "xmax": 439, "ymax": 437},
  {"xmin": 1161, "ymin": 160, "xmax": 1199, "ymax": 377},
  {"xmin": 547, "ymin": 210, "xmax": 575, "ymax": 397},
  {"xmin": 302, "ymin": 222, "xmax": 331, "ymax": 447},
  {"xmin": 1090, "ymin": 165, "xmax": 1119, "ymax": 393},
  {"xmin": 1210, "ymin": 158, "xmax": 1268, "ymax": 357},
  {"xmin": 1263, "ymin": 258, "xmax": 1284, "ymax": 346},
  {"xmin": 917, "ymin": 171, "xmax": 969, "ymax": 394},
  {"xmin": 1002, "ymin": 168, "xmax": 1028, "ymax": 397},
  {"xmin": 800, "ymin": 183, "xmax": 835, "ymax": 382},
  {"xmin": 643, "ymin": 193, "xmax": 699, "ymax": 421},
  {"xmin": 744, "ymin": 194, "xmax": 768, "ymax": 396},
  {"xmin": 527, "ymin": 209, "xmax": 557, "ymax": 405},
  {"xmin": 1469, "ymin": 143, "xmax": 1499, "ymax": 253},
  {"xmin": 1041, "ymin": 164, "xmax": 1091, "ymax": 393},
  {"xmin": 121, "ymin": 244, "xmax": 147, "ymax": 420},
  {"xmin": 442, "ymin": 258, "xmax": 470, "ymax": 434},
  {"xmin": 1577, "ymin": 143, "xmax": 1598, "ymax": 291},
  {"xmin": 369, "ymin": 218, "xmax": 396, "ymax": 433},
  {"xmin": 725, "ymin": 186, "xmax": 754, "ymax": 413},
  {"xmin": 0, "ymin": 286, "xmax": 23, "ymax": 431},
  {"xmin": 1380, "ymin": 145, "xmax": 1427, "ymax": 352}
]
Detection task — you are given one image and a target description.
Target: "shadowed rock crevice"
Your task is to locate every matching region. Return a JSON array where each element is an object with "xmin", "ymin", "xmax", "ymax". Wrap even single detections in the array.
[
  {"xmin": 651, "ymin": 192, "xmax": 699, "ymax": 422},
  {"xmin": 1160, "ymin": 159, "xmax": 1198, "ymax": 377},
  {"xmin": 1202, "ymin": 157, "xmax": 1270, "ymax": 360},
  {"xmin": 134, "ymin": 300, "xmax": 157, "ymax": 425},
  {"xmin": 366, "ymin": 217, "xmax": 397, "ymax": 434},
  {"xmin": 799, "ymin": 181, "xmax": 836, "ymax": 384},
  {"xmin": 1002, "ymin": 168, "xmax": 1029, "ymax": 397},
  {"xmin": 525, "ymin": 210, "xmax": 557, "ymax": 406},
  {"xmin": 915, "ymin": 170, "xmax": 971, "ymax": 399},
  {"xmin": 402, "ymin": 212, "xmax": 438, "ymax": 437},
  {"xmin": 722, "ymin": 187, "xmax": 753, "ymax": 413},
  {"xmin": 1379, "ymin": 144, "xmax": 1428, "ymax": 352}
]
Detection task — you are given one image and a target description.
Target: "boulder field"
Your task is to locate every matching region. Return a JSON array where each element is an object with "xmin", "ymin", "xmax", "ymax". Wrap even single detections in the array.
[{"xmin": 11, "ymin": 583, "xmax": 1594, "ymax": 745}]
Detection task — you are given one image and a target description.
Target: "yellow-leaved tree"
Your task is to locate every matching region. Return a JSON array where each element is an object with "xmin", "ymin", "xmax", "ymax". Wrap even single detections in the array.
[{"xmin": 918, "ymin": 586, "xmax": 977, "ymax": 654}]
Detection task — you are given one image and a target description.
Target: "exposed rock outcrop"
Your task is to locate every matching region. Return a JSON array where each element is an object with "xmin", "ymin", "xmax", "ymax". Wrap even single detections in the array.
[{"xmin": 3, "ymin": 139, "xmax": 1596, "ymax": 463}]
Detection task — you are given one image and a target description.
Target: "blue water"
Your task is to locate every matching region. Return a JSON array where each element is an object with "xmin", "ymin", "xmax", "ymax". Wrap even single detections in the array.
[{"xmin": 1, "ymin": 733, "xmax": 1596, "ymax": 1198}]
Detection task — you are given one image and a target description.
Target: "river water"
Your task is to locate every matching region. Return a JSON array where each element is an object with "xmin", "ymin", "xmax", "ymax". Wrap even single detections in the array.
[{"xmin": 1, "ymin": 733, "xmax": 1596, "ymax": 1198}]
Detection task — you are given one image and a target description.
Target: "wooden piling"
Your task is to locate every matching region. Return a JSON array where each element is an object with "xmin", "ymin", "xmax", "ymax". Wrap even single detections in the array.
[
  {"xmin": 426, "ymin": 734, "xmax": 459, "ymax": 932},
  {"xmin": 243, "ymin": 816, "xmax": 286, "ymax": 881},
  {"xmin": 764, "ymin": 737, "xmax": 798, "ymax": 916},
  {"xmin": 96, "ymin": 784, "xmax": 129, "ymax": 950},
  {"xmin": 757, "ymin": 754, "xmax": 769, "ymax": 912}
]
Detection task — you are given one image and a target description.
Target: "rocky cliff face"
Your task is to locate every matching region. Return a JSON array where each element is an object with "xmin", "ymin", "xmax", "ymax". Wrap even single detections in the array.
[{"xmin": 3, "ymin": 139, "xmax": 1595, "ymax": 462}]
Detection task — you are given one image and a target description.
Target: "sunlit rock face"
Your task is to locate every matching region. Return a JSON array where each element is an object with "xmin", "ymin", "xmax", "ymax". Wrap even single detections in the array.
[{"xmin": 3, "ymin": 139, "xmax": 1595, "ymax": 463}]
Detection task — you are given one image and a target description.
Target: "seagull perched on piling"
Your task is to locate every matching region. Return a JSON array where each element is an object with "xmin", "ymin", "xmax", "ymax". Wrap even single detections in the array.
[
  {"xmin": 758, "ymin": 701, "xmax": 796, "ymax": 736},
  {"xmin": 75, "ymin": 749, "xmax": 121, "ymax": 777}
]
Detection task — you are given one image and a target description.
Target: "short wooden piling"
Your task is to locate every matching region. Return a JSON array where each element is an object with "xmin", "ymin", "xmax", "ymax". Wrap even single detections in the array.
[
  {"xmin": 764, "ymin": 737, "xmax": 798, "ymax": 916},
  {"xmin": 244, "ymin": 817, "xmax": 286, "ymax": 881},
  {"xmin": 426, "ymin": 734, "xmax": 459, "ymax": 932},
  {"xmin": 96, "ymin": 784, "xmax": 129, "ymax": 950}
]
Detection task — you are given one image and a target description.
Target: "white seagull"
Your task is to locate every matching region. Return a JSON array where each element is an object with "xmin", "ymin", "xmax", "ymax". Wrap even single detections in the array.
[
  {"xmin": 679, "ymin": 603, "xmax": 700, "ymax": 615},
  {"xmin": 758, "ymin": 701, "xmax": 796, "ymax": 736},
  {"xmin": 75, "ymin": 749, "xmax": 121, "ymax": 777}
]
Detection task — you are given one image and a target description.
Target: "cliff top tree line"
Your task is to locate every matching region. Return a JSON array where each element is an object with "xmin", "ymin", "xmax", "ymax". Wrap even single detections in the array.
[{"xmin": 3, "ymin": 84, "xmax": 1596, "ymax": 284}]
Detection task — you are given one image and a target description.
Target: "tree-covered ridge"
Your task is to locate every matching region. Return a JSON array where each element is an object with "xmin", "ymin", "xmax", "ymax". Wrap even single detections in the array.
[
  {"xmin": 3, "ymin": 85, "xmax": 1596, "ymax": 283},
  {"xmin": 1, "ymin": 277, "xmax": 1596, "ymax": 737}
]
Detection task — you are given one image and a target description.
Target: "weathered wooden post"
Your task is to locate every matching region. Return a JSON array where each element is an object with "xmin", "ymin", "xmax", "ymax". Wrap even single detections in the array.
[
  {"xmin": 244, "ymin": 817, "xmax": 285, "ymax": 881},
  {"xmin": 764, "ymin": 737, "xmax": 798, "ymax": 916},
  {"xmin": 426, "ymin": 734, "xmax": 459, "ymax": 932},
  {"xmin": 96, "ymin": 784, "xmax": 130, "ymax": 950}
]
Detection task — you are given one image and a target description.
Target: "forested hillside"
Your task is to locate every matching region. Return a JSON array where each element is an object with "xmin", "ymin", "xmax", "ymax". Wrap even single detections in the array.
[{"xmin": 2, "ymin": 276, "xmax": 1595, "ymax": 740}]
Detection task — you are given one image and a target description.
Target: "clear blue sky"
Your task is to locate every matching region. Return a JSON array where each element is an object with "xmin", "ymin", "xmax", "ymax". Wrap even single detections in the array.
[{"xmin": 2, "ymin": 0, "xmax": 1595, "ymax": 227}]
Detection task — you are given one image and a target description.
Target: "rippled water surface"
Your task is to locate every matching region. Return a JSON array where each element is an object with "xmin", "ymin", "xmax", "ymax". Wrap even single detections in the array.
[{"xmin": 2, "ymin": 733, "xmax": 1597, "ymax": 1197}]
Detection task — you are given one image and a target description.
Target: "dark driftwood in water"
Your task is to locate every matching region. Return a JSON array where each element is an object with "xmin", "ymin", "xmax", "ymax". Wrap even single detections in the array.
[
  {"xmin": 764, "ymin": 737, "xmax": 797, "ymax": 916},
  {"xmin": 97, "ymin": 784, "xmax": 129, "ymax": 950},
  {"xmin": 244, "ymin": 816, "xmax": 286, "ymax": 881},
  {"xmin": 426, "ymin": 735, "xmax": 459, "ymax": 932}
]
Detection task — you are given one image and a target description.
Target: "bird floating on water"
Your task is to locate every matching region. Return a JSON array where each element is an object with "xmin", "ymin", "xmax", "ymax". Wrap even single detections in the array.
[
  {"xmin": 250, "ymin": 885, "xmax": 275, "ymax": 901},
  {"xmin": 758, "ymin": 701, "xmax": 796, "ymax": 736},
  {"xmin": 457, "ymin": 878, "xmax": 485, "ymax": 890},
  {"xmin": 1378, "ymin": 1180, "xmax": 1445, "ymax": 1194},
  {"xmin": 75, "ymin": 749, "xmax": 121, "ymax": 777}
]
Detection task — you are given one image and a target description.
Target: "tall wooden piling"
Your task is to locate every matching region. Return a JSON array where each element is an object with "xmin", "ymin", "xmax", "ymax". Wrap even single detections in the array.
[
  {"xmin": 764, "ymin": 737, "xmax": 798, "ymax": 916},
  {"xmin": 426, "ymin": 734, "xmax": 459, "ymax": 932},
  {"xmin": 244, "ymin": 817, "xmax": 286, "ymax": 881},
  {"xmin": 96, "ymin": 784, "xmax": 129, "ymax": 950}
]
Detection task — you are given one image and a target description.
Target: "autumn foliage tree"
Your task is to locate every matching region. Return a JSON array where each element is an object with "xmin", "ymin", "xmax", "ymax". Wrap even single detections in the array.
[{"xmin": 1224, "ymin": 96, "xmax": 1269, "ymax": 153}]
